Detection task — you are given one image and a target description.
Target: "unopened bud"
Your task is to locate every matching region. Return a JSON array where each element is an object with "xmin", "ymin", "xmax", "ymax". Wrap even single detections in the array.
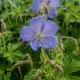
[
  {"xmin": 19, "ymin": 14, "xmax": 23, "ymax": 22},
  {"xmin": 1, "ymin": 20, "xmax": 7, "ymax": 31},
  {"xmin": 60, "ymin": 43, "xmax": 64, "ymax": 51}
]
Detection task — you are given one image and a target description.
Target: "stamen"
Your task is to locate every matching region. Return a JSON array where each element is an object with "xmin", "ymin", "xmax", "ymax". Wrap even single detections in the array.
[
  {"xmin": 39, "ymin": 1, "xmax": 51, "ymax": 15},
  {"xmin": 35, "ymin": 32, "xmax": 44, "ymax": 41}
]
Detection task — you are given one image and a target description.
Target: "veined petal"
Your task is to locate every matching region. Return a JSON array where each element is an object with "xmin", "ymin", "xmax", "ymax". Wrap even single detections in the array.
[
  {"xmin": 48, "ymin": 8, "xmax": 57, "ymax": 18},
  {"xmin": 41, "ymin": 0, "xmax": 50, "ymax": 3},
  {"xmin": 50, "ymin": 0, "xmax": 60, "ymax": 8},
  {"xmin": 20, "ymin": 26, "xmax": 35, "ymax": 41},
  {"xmin": 43, "ymin": 20, "xmax": 58, "ymax": 35},
  {"xmin": 30, "ymin": 0, "xmax": 41, "ymax": 11},
  {"xmin": 30, "ymin": 39, "xmax": 41, "ymax": 50},
  {"xmin": 30, "ymin": 16, "xmax": 44, "ymax": 26},
  {"xmin": 30, "ymin": 16, "xmax": 44, "ymax": 33},
  {"xmin": 41, "ymin": 36, "xmax": 58, "ymax": 48}
]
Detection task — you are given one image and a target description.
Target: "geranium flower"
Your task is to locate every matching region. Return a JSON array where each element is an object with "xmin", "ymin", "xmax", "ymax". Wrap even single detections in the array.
[
  {"xmin": 20, "ymin": 16, "xmax": 58, "ymax": 50},
  {"xmin": 30, "ymin": 0, "xmax": 60, "ymax": 18}
]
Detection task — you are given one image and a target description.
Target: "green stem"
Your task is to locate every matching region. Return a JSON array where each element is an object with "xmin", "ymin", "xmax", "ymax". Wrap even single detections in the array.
[
  {"xmin": 2, "ymin": 33, "xmax": 6, "ymax": 53},
  {"xmin": 41, "ymin": 48, "xmax": 47, "ymax": 60},
  {"xmin": 4, "ymin": 0, "xmax": 11, "ymax": 24}
]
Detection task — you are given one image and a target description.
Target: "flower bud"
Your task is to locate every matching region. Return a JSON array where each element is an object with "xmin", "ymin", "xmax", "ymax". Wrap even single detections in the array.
[
  {"xmin": 1, "ymin": 20, "xmax": 7, "ymax": 31},
  {"xmin": 18, "ymin": 13, "xmax": 23, "ymax": 22}
]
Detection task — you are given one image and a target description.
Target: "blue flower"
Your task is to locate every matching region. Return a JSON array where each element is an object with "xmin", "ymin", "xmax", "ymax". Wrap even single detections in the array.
[
  {"xmin": 20, "ymin": 16, "xmax": 58, "ymax": 51},
  {"xmin": 30, "ymin": 0, "xmax": 60, "ymax": 18}
]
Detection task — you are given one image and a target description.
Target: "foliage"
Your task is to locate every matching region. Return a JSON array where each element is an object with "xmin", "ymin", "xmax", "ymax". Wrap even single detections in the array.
[{"xmin": 0, "ymin": 0, "xmax": 80, "ymax": 80}]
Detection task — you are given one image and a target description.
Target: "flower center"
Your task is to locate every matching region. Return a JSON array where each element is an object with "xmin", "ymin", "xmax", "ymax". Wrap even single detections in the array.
[
  {"xmin": 46, "ymin": 0, "xmax": 51, "ymax": 5},
  {"xmin": 39, "ymin": 1, "xmax": 51, "ymax": 15},
  {"xmin": 35, "ymin": 32, "xmax": 44, "ymax": 41}
]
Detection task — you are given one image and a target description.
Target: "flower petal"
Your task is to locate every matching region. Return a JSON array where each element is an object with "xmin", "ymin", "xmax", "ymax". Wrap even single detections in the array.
[
  {"xmin": 41, "ymin": 36, "xmax": 58, "ymax": 49},
  {"xmin": 30, "ymin": 16, "xmax": 44, "ymax": 33},
  {"xmin": 43, "ymin": 20, "xmax": 58, "ymax": 35},
  {"xmin": 30, "ymin": 0, "xmax": 41, "ymax": 11},
  {"xmin": 30, "ymin": 16, "xmax": 44, "ymax": 26},
  {"xmin": 48, "ymin": 8, "xmax": 57, "ymax": 18},
  {"xmin": 41, "ymin": 0, "xmax": 50, "ymax": 3},
  {"xmin": 30, "ymin": 39, "xmax": 41, "ymax": 50},
  {"xmin": 20, "ymin": 26, "xmax": 35, "ymax": 41},
  {"xmin": 50, "ymin": 0, "xmax": 60, "ymax": 8}
]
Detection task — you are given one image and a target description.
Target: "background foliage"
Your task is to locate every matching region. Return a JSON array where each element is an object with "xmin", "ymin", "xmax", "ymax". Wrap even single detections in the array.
[{"xmin": 0, "ymin": 0, "xmax": 80, "ymax": 80}]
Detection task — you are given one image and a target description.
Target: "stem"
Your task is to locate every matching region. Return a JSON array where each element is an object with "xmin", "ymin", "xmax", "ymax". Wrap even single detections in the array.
[
  {"xmin": 62, "ymin": 17, "xmax": 65, "ymax": 34},
  {"xmin": 4, "ymin": 0, "xmax": 11, "ymax": 24},
  {"xmin": 2, "ymin": 33, "xmax": 6, "ymax": 53},
  {"xmin": 41, "ymin": 48, "xmax": 48, "ymax": 60}
]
